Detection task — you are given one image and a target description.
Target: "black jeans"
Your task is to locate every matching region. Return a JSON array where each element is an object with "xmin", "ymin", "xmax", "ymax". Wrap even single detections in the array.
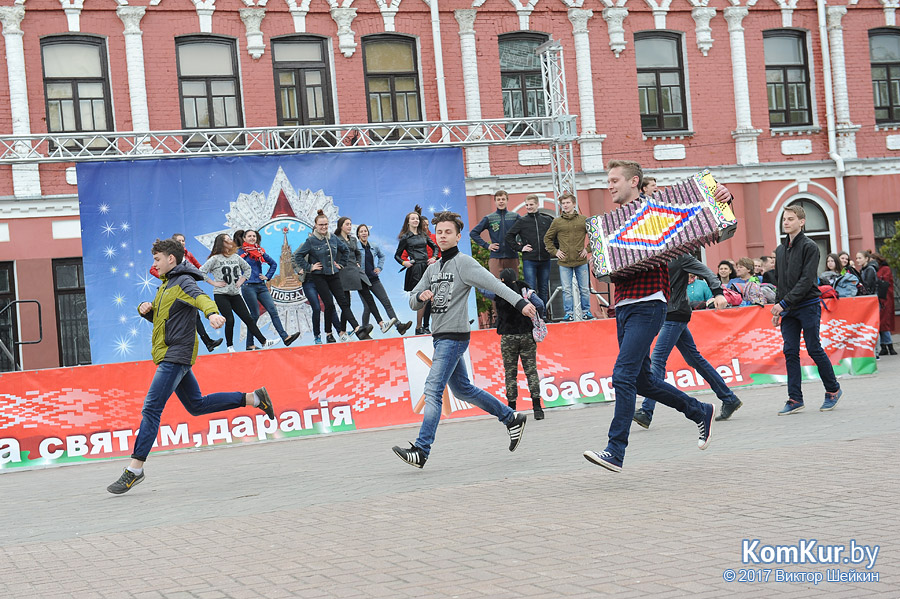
[
  {"xmin": 308, "ymin": 273, "xmax": 358, "ymax": 333},
  {"xmin": 213, "ymin": 293, "xmax": 267, "ymax": 348},
  {"xmin": 361, "ymin": 278, "xmax": 397, "ymax": 326}
]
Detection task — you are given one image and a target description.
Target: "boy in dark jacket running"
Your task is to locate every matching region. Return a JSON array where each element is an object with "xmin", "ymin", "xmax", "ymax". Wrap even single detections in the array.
[
  {"xmin": 771, "ymin": 205, "xmax": 842, "ymax": 415},
  {"xmin": 392, "ymin": 212, "xmax": 537, "ymax": 469},
  {"xmin": 107, "ymin": 239, "xmax": 276, "ymax": 494}
]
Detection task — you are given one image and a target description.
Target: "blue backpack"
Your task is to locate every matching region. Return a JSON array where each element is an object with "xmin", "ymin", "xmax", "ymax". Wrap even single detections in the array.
[{"xmin": 832, "ymin": 273, "xmax": 860, "ymax": 298}]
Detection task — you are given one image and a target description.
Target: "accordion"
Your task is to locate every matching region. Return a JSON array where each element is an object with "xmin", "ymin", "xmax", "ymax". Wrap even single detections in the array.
[{"xmin": 586, "ymin": 169, "xmax": 737, "ymax": 278}]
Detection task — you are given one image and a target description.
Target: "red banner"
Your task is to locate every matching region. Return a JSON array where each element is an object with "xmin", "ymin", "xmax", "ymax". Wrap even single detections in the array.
[{"xmin": 0, "ymin": 297, "xmax": 879, "ymax": 471}]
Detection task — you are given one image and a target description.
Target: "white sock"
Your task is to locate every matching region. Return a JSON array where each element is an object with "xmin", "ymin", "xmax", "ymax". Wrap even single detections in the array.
[
  {"xmin": 251, "ymin": 392, "xmax": 261, "ymax": 407},
  {"xmin": 127, "ymin": 466, "xmax": 143, "ymax": 475}
]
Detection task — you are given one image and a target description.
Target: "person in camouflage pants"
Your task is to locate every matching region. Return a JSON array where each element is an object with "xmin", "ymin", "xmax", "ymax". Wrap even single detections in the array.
[{"xmin": 501, "ymin": 332, "xmax": 542, "ymax": 418}]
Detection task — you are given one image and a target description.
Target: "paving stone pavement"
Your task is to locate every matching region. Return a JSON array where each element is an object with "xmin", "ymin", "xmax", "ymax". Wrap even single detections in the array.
[{"xmin": 2, "ymin": 357, "xmax": 899, "ymax": 598}]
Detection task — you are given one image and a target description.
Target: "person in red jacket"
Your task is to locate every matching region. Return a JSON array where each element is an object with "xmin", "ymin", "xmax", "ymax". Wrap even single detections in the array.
[
  {"xmin": 873, "ymin": 252, "xmax": 896, "ymax": 355},
  {"xmin": 150, "ymin": 233, "xmax": 223, "ymax": 353}
]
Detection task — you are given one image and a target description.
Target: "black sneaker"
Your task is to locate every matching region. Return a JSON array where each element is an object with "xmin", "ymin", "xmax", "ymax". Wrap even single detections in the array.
[
  {"xmin": 698, "ymin": 403, "xmax": 715, "ymax": 450},
  {"xmin": 422, "ymin": 327, "xmax": 431, "ymax": 335},
  {"xmin": 632, "ymin": 408, "xmax": 652, "ymax": 429},
  {"xmin": 583, "ymin": 450, "xmax": 623, "ymax": 472},
  {"xmin": 506, "ymin": 412, "xmax": 527, "ymax": 452},
  {"xmin": 396, "ymin": 321, "xmax": 413, "ymax": 335},
  {"xmin": 205, "ymin": 338, "xmax": 224, "ymax": 353},
  {"xmin": 255, "ymin": 386, "xmax": 275, "ymax": 420},
  {"xmin": 392, "ymin": 443, "xmax": 427, "ymax": 468},
  {"xmin": 326, "ymin": 333, "xmax": 337, "ymax": 344},
  {"xmin": 283, "ymin": 332, "xmax": 300, "ymax": 347},
  {"xmin": 716, "ymin": 399, "xmax": 743, "ymax": 421},
  {"xmin": 355, "ymin": 324, "xmax": 374, "ymax": 340},
  {"xmin": 107, "ymin": 468, "xmax": 145, "ymax": 494},
  {"xmin": 415, "ymin": 327, "xmax": 424, "ymax": 335}
]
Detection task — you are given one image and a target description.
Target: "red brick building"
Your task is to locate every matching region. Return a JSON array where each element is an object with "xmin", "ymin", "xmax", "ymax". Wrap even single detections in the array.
[{"xmin": 1, "ymin": 0, "xmax": 898, "ymax": 370}]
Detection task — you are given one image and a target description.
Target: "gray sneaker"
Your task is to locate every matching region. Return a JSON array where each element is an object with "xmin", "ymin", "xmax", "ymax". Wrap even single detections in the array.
[
  {"xmin": 107, "ymin": 468, "xmax": 145, "ymax": 494},
  {"xmin": 632, "ymin": 408, "xmax": 652, "ymax": 429}
]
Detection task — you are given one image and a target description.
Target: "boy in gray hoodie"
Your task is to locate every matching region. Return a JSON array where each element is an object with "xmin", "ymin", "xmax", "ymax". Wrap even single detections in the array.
[{"xmin": 392, "ymin": 212, "xmax": 537, "ymax": 468}]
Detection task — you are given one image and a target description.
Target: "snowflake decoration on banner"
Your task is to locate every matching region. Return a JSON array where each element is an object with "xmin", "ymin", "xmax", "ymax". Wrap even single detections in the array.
[
  {"xmin": 113, "ymin": 294, "xmax": 126, "ymax": 307},
  {"xmin": 102, "ymin": 222, "xmax": 117, "ymax": 236},
  {"xmin": 98, "ymin": 203, "xmax": 110, "ymax": 214},
  {"xmin": 442, "ymin": 186, "xmax": 451, "ymax": 196},
  {"xmin": 104, "ymin": 246, "xmax": 116, "ymax": 259},
  {"xmin": 120, "ymin": 222, "xmax": 130, "ymax": 232},
  {"xmin": 136, "ymin": 273, "xmax": 155, "ymax": 294},
  {"xmin": 113, "ymin": 336, "xmax": 133, "ymax": 357}
]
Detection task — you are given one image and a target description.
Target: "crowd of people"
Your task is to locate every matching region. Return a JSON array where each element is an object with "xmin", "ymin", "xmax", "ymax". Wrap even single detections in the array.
[{"xmin": 109, "ymin": 160, "xmax": 896, "ymax": 491}]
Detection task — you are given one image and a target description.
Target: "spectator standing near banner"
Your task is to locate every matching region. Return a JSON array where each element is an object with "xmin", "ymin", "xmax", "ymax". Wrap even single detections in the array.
[
  {"xmin": 238, "ymin": 229, "xmax": 300, "ymax": 349},
  {"xmin": 872, "ymin": 252, "xmax": 896, "ymax": 356},
  {"xmin": 686, "ymin": 273, "xmax": 712, "ymax": 307},
  {"xmin": 762, "ymin": 253, "xmax": 778, "ymax": 286},
  {"xmin": 771, "ymin": 205, "xmax": 843, "ymax": 415},
  {"xmin": 543, "ymin": 192, "xmax": 593, "ymax": 321},
  {"xmin": 856, "ymin": 250, "xmax": 880, "ymax": 295},
  {"xmin": 470, "ymin": 190, "xmax": 520, "ymax": 277},
  {"xmin": 632, "ymin": 253, "xmax": 743, "ymax": 429},
  {"xmin": 716, "ymin": 260, "xmax": 737, "ymax": 288},
  {"xmin": 395, "ymin": 206, "xmax": 441, "ymax": 335},
  {"xmin": 505, "ymin": 194, "xmax": 554, "ymax": 307},
  {"xmin": 150, "ymin": 233, "xmax": 223, "ymax": 354},
  {"xmin": 200, "ymin": 234, "xmax": 276, "ymax": 352},
  {"xmin": 107, "ymin": 238, "xmax": 276, "ymax": 494},
  {"xmin": 480, "ymin": 268, "xmax": 547, "ymax": 419},
  {"xmin": 391, "ymin": 212, "xmax": 534, "ymax": 469},
  {"xmin": 583, "ymin": 160, "xmax": 726, "ymax": 473}
]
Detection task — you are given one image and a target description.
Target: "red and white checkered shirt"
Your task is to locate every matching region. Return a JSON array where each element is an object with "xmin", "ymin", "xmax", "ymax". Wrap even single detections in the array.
[{"xmin": 611, "ymin": 264, "xmax": 671, "ymax": 306}]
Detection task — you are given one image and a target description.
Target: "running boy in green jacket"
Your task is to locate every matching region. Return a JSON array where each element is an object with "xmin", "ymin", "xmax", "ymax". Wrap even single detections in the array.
[{"xmin": 107, "ymin": 238, "xmax": 276, "ymax": 494}]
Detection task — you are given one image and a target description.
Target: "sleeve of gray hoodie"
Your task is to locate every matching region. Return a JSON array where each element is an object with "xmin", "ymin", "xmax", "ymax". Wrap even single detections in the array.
[
  {"xmin": 409, "ymin": 262, "xmax": 438, "ymax": 310},
  {"xmin": 681, "ymin": 255, "xmax": 724, "ymax": 295},
  {"xmin": 456, "ymin": 254, "xmax": 529, "ymax": 311}
]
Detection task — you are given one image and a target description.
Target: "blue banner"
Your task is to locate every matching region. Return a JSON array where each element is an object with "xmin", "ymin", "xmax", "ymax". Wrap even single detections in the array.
[{"xmin": 76, "ymin": 148, "xmax": 472, "ymax": 365}]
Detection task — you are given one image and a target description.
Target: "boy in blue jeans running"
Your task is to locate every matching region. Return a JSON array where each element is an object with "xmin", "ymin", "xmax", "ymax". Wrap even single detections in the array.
[
  {"xmin": 107, "ymin": 238, "xmax": 276, "ymax": 494},
  {"xmin": 392, "ymin": 212, "xmax": 537, "ymax": 468}
]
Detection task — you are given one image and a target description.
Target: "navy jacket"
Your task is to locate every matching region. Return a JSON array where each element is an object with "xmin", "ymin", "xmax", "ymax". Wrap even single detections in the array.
[{"xmin": 470, "ymin": 209, "xmax": 520, "ymax": 259}]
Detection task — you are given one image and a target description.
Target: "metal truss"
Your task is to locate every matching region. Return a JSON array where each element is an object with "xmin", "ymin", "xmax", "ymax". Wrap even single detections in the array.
[
  {"xmin": 0, "ymin": 117, "xmax": 575, "ymax": 165},
  {"xmin": 538, "ymin": 38, "xmax": 577, "ymax": 207}
]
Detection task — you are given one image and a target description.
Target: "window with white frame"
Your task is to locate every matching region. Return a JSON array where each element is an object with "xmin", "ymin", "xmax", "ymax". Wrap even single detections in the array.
[
  {"xmin": 635, "ymin": 32, "xmax": 688, "ymax": 132},
  {"xmin": 764, "ymin": 30, "xmax": 812, "ymax": 127}
]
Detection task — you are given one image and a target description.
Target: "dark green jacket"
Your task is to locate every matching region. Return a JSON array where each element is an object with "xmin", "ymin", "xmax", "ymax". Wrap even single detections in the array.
[{"xmin": 140, "ymin": 261, "xmax": 219, "ymax": 365}]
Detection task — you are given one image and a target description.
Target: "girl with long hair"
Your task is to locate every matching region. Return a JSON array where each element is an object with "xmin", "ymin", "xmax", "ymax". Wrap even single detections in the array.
[
  {"xmin": 717, "ymin": 260, "xmax": 737, "ymax": 288},
  {"xmin": 293, "ymin": 210, "xmax": 372, "ymax": 343},
  {"xmin": 200, "ymin": 233, "xmax": 275, "ymax": 352},
  {"xmin": 395, "ymin": 206, "xmax": 440, "ymax": 334},
  {"xmin": 238, "ymin": 229, "xmax": 300, "ymax": 349},
  {"xmin": 357, "ymin": 223, "xmax": 412, "ymax": 335},
  {"xmin": 333, "ymin": 216, "xmax": 374, "ymax": 340}
]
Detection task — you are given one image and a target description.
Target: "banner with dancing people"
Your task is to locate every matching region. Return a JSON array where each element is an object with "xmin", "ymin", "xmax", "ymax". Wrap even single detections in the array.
[
  {"xmin": 76, "ymin": 149, "xmax": 472, "ymax": 365},
  {"xmin": 0, "ymin": 298, "xmax": 880, "ymax": 471}
]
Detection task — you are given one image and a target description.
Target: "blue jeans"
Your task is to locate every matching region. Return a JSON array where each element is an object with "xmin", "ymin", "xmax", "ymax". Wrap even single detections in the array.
[
  {"xmin": 414, "ymin": 337, "xmax": 516, "ymax": 457},
  {"xmin": 781, "ymin": 301, "xmax": 839, "ymax": 401},
  {"xmin": 131, "ymin": 361, "xmax": 244, "ymax": 461},
  {"xmin": 558, "ymin": 263, "xmax": 591, "ymax": 316},
  {"xmin": 606, "ymin": 301, "xmax": 707, "ymax": 462},
  {"xmin": 641, "ymin": 320, "xmax": 740, "ymax": 416},
  {"xmin": 881, "ymin": 331, "xmax": 893, "ymax": 345},
  {"xmin": 242, "ymin": 283, "xmax": 289, "ymax": 349},
  {"xmin": 523, "ymin": 260, "xmax": 551, "ymax": 308}
]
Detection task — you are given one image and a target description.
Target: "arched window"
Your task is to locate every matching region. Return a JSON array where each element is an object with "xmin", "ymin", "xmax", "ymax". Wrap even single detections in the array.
[
  {"xmin": 869, "ymin": 28, "xmax": 900, "ymax": 123},
  {"xmin": 785, "ymin": 199, "xmax": 830, "ymax": 272}
]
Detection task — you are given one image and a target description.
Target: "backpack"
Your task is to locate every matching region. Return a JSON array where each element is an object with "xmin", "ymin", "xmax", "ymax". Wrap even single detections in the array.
[
  {"xmin": 832, "ymin": 273, "xmax": 859, "ymax": 298},
  {"xmin": 728, "ymin": 279, "xmax": 766, "ymax": 306},
  {"xmin": 818, "ymin": 285, "xmax": 838, "ymax": 299},
  {"xmin": 759, "ymin": 283, "xmax": 777, "ymax": 304},
  {"xmin": 722, "ymin": 288, "xmax": 743, "ymax": 306}
]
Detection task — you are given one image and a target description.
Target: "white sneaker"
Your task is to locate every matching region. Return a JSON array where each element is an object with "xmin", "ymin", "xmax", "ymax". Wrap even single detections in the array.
[
  {"xmin": 340, "ymin": 332, "xmax": 350, "ymax": 343},
  {"xmin": 264, "ymin": 339, "xmax": 279, "ymax": 348},
  {"xmin": 381, "ymin": 317, "xmax": 398, "ymax": 334},
  {"xmin": 227, "ymin": 346, "xmax": 236, "ymax": 353}
]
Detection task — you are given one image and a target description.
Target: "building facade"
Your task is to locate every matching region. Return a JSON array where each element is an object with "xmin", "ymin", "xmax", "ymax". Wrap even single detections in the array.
[{"xmin": 1, "ymin": 0, "xmax": 898, "ymax": 370}]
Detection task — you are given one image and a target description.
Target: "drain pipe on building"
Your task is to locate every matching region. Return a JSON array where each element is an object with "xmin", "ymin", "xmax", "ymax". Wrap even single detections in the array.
[
  {"xmin": 429, "ymin": 0, "xmax": 450, "ymax": 141},
  {"xmin": 817, "ymin": 0, "xmax": 850, "ymax": 253}
]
